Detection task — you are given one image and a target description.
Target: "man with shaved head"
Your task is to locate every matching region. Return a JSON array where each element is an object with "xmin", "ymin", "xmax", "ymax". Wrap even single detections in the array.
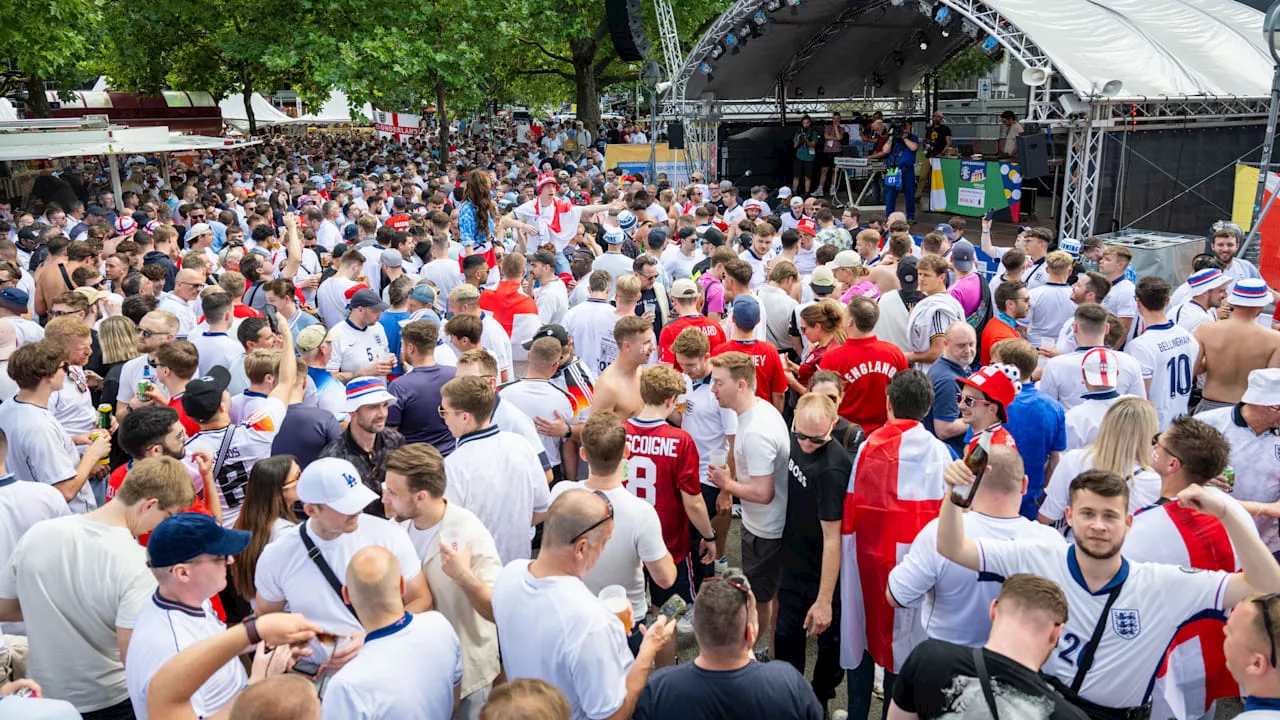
[
  {"xmin": 323, "ymin": 545, "xmax": 463, "ymax": 718},
  {"xmin": 157, "ymin": 267, "xmax": 203, "ymax": 338}
]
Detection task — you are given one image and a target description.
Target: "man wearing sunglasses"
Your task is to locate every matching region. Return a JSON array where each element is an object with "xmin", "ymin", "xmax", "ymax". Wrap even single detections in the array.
[{"xmin": 1225, "ymin": 593, "xmax": 1280, "ymax": 717}]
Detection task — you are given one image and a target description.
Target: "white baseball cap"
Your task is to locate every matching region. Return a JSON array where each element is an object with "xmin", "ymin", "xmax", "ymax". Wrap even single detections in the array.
[
  {"xmin": 1081, "ymin": 347, "xmax": 1118, "ymax": 388},
  {"xmin": 296, "ymin": 458, "xmax": 379, "ymax": 515},
  {"xmin": 1242, "ymin": 368, "xmax": 1280, "ymax": 407}
]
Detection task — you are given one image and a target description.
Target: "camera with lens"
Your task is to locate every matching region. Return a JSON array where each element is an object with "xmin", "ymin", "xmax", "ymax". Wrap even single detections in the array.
[{"xmin": 887, "ymin": 118, "xmax": 906, "ymax": 136}]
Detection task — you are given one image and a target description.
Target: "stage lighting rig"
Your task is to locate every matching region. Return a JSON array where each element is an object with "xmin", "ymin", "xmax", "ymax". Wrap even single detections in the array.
[
  {"xmin": 982, "ymin": 35, "xmax": 1004, "ymax": 61},
  {"xmin": 871, "ymin": 74, "xmax": 886, "ymax": 89},
  {"xmin": 766, "ymin": 0, "xmax": 784, "ymax": 10},
  {"xmin": 699, "ymin": 61, "xmax": 715, "ymax": 78},
  {"xmin": 916, "ymin": 31, "xmax": 930, "ymax": 50},
  {"xmin": 709, "ymin": 43, "xmax": 725, "ymax": 60},
  {"xmin": 890, "ymin": 0, "xmax": 905, "ymax": 6}
]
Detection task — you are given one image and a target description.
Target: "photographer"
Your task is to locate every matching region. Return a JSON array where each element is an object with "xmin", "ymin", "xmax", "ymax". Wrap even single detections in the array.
[
  {"xmin": 877, "ymin": 119, "xmax": 920, "ymax": 223},
  {"xmin": 792, "ymin": 116, "xmax": 818, "ymax": 197}
]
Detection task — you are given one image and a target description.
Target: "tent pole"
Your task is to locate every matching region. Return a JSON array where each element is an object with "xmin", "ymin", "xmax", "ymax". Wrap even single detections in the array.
[
  {"xmin": 108, "ymin": 153, "xmax": 123, "ymax": 207},
  {"xmin": 161, "ymin": 152, "xmax": 171, "ymax": 187}
]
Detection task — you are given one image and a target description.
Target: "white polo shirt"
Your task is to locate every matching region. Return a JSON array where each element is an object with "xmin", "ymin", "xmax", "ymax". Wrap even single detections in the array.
[
  {"xmin": 1172, "ymin": 300, "xmax": 1216, "ymax": 335},
  {"xmin": 0, "ymin": 398, "xmax": 95, "ymax": 513},
  {"xmin": 127, "ymin": 592, "xmax": 247, "ymax": 720},
  {"xmin": 480, "ymin": 313, "xmax": 515, "ymax": 382},
  {"xmin": 499, "ymin": 378, "xmax": 575, "ymax": 467},
  {"xmin": 681, "ymin": 374, "xmax": 738, "ymax": 485},
  {"xmin": 254, "ymin": 516, "xmax": 421, "ymax": 666},
  {"xmin": 322, "ymin": 611, "xmax": 463, "ymax": 720},
  {"xmin": 188, "ymin": 331, "xmax": 244, "ymax": 375},
  {"xmin": 1038, "ymin": 346, "xmax": 1147, "ymax": 411},
  {"xmin": 444, "ymin": 426, "xmax": 552, "ymax": 564},
  {"xmin": 1102, "ymin": 278, "xmax": 1138, "ymax": 323},
  {"xmin": 976, "ymin": 541, "xmax": 1229, "ymax": 710},
  {"xmin": 1198, "ymin": 404, "xmax": 1280, "ymax": 552},
  {"xmin": 536, "ymin": 279, "xmax": 569, "ymax": 326},
  {"xmin": 326, "ymin": 318, "xmax": 391, "ymax": 375},
  {"xmin": 1064, "ymin": 391, "xmax": 1132, "ymax": 451},
  {"xmin": 889, "ymin": 512, "xmax": 1065, "ymax": 648},
  {"xmin": 492, "ymin": 561, "xmax": 633, "ymax": 720},
  {"xmin": 1124, "ymin": 321, "xmax": 1198, "ymax": 431},
  {"xmin": 493, "ymin": 397, "xmax": 553, "ymax": 472},
  {"xmin": 157, "ymin": 293, "xmax": 197, "ymax": 338},
  {"xmin": 563, "ymin": 299, "xmax": 620, "ymax": 375}
]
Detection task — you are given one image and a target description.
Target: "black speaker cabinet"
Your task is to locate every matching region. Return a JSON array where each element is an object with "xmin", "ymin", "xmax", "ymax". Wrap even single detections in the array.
[
  {"xmin": 606, "ymin": 0, "xmax": 651, "ymax": 62},
  {"xmin": 1017, "ymin": 132, "xmax": 1050, "ymax": 179}
]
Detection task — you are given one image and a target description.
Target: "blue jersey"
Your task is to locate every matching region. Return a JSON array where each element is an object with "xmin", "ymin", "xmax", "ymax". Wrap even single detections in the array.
[{"xmin": 1004, "ymin": 382, "xmax": 1067, "ymax": 519}]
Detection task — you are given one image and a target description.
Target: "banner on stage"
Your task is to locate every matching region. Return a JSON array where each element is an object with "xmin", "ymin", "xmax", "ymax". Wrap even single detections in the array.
[
  {"xmin": 604, "ymin": 144, "xmax": 690, "ymax": 186},
  {"xmin": 929, "ymin": 158, "xmax": 1022, "ymax": 221}
]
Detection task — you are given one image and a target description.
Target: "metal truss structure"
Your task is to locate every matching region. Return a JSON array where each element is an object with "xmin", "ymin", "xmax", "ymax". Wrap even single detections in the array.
[{"xmin": 667, "ymin": 0, "xmax": 1270, "ymax": 238}]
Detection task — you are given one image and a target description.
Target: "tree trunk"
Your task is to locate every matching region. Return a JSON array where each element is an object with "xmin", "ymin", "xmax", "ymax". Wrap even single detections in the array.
[
  {"xmin": 436, "ymin": 80, "xmax": 448, "ymax": 170},
  {"xmin": 24, "ymin": 75, "xmax": 52, "ymax": 118},
  {"xmin": 242, "ymin": 77, "xmax": 257, "ymax": 136},
  {"xmin": 571, "ymin": 38, "xmax": 601, "ymax": 144}
]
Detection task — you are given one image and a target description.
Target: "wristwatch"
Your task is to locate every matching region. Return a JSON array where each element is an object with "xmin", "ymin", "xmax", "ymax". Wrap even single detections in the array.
[
  {"xmin": 243, "ymin": 614, "xmax": 261, "ymax": 646},
  {"xmin": 563, "ymin": 425, "xmax": 573, "ymax": 439}
]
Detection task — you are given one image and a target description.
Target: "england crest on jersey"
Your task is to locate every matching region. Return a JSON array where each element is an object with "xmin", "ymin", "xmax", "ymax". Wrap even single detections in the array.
[{"xmin": 1112, "ymin": 608, "xmax": 1141, "ymax": 640}]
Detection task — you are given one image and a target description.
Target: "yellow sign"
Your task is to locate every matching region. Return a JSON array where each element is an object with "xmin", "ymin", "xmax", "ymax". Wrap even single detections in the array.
[
  {"xmin": 1234, "ymin": 163, "xmax": 1261, "ymax": 232},
  {"xmin": 603, "ymin": 144, "xmax": 689, "ymax": 185}
]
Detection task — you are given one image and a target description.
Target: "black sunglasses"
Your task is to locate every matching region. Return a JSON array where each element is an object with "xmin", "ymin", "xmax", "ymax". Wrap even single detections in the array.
[
  {"xmin": 1257, "ymin": 594, "xmax": 1279, "ymax": 668},
  {"xmin": 570, "ymin": 490, "xmax": 614, "ymax": 543},
  {"xmin": 1151, "ymin": 433, "xmax": 1183, "ymax": 462}
]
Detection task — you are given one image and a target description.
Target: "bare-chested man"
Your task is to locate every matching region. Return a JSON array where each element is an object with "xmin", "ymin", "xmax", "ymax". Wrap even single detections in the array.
[
  {"xmin": 592, "ymin": 315, "xmax": 652, "ymax": 420},
  {"xmin": 1195, "ymin": 278, "xmax": 1280, "ymax": 412}
]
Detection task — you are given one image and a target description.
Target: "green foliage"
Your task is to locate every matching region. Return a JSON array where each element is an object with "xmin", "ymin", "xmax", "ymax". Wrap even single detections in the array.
[{"xmin": 938, "ymin": 46, "xmax": 1000, "ymax": 88}]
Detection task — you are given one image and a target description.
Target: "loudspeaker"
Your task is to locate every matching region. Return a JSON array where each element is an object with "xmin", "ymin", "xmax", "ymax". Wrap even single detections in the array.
[
  {"xmin": 667, "ymin": 121, "xmax": 684, "ymax": 149},
  {"xmin": 1017, "ymin": 132, "xmax": 1050, "ymax": 179},
  {"xmin": 606, "ymin": 0, "xmax": 651, "ymax": 62}
]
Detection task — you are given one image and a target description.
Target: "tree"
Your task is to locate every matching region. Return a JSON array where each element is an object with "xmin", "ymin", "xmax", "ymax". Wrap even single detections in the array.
[
  {"xmin": 938, "ymin": 47, "xmax": 1000, "ymax": 88},
  {"xmin": 0, "ymin": 0, "xmax": 102, "ymax": 116}
]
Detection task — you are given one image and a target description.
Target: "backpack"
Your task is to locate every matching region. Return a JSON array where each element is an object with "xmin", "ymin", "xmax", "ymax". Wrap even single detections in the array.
[{"xmin": 967, "ymin": 275, "xmax": 994, "ymax": 340}]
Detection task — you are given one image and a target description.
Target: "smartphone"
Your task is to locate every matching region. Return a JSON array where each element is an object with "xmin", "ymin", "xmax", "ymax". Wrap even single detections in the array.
[
  {"xmin": 984, "ymin": 208, "xmax": 995, "ymax": 221},
  {"xmin": 291, "ymin": 657, "xmax": 322, "ymax": 678},
  {"xmin": 659, "ymin": 595, "xmax": 688, "ymax": 620}
]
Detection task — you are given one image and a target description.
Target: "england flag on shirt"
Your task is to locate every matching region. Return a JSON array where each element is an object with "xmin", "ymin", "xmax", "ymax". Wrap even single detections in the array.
[
  {"xmin": 1126, "ymin": 490, "xmax": 1257, "ymax": 720},
  {"xmin": 839, "ymin": 419, "xmax": 952, "ymax": 672}
]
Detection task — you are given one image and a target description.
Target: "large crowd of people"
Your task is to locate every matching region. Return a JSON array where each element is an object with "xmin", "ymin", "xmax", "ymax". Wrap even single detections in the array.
[{"xmin": 1, "ymin": 112, "xmax": 1280, "ymax": 720}]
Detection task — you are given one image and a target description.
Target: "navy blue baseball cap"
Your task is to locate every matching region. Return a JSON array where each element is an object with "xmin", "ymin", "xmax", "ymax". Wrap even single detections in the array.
[
  {"xmin": 732, "ymin": 295, "xmax": 761, "ymax": 329},
  {"xmin": 147, "ymin": 512, "xmax": 251, "ymax": 568},
  {"xmin": 0, "ymin": 287, "xmax": 28, "ymax": 311}
]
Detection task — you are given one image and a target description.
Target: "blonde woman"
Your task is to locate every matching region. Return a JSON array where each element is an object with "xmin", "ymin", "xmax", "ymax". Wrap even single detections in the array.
[
  {"xmin": 97, "ymin": 315, "xmax": 139, "ymax": 408},
  {"xmin": 831, "ymin": 252, "xmax": 879, "ymax": 303},
  {"xmin": 1038, "ymin": 397, "xmax": 1161, "ymax": 525}
]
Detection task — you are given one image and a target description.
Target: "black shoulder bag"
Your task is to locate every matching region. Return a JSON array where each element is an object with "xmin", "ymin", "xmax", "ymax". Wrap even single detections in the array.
[
  {"xmin": 973, "ymin": 647, "xmax": 1001, "ymax": 720},
  {"xmin": 299, "ymin": 520, "xmax": 360, "ymax": 620}
]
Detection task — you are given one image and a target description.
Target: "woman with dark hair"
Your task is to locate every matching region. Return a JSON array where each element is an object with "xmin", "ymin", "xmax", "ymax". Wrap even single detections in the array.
[
  {"xmin": 458, "ymin": 169, "xmax": 499, "ymax": 254},
  {"xmin": 230, "ymin": 455, "xmax": 301, "ymax": 602}
]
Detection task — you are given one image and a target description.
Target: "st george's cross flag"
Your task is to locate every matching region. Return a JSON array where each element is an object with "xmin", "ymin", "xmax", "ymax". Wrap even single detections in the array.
[
  {"xmin": 839, "ymin": 418, "xmax": 954, "ymax": 672},
  {"xmin": 1125, "ymin": 488, "xmax": 1257, "ymax": 720}
]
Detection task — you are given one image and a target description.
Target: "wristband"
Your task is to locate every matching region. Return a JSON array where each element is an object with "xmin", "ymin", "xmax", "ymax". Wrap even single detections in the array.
[
  {"xmin": 243, "ymin": 615, "xmax": 261, "ymax": 646},
  {"xmin": 701, "ymin": 531, "xmax": 717, "ymax": 542},
  {"xmin": 563, "ymin": 425, "xmax": 573, "ymax": 439}
]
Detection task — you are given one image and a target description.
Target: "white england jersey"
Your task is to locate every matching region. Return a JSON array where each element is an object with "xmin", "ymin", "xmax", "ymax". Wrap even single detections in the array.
[
  {"xmin": 563, "ymin": 299, "xmax": 620, "ymax": 375},
  {"xmin": 889, "ymin": 512, "xmax": 1065, "ymax": 650},
  {"xmin": 739, "ymin": 248, "xmax": 775, "ymax": 291},
  {"xmin": 184, "ymin": 397, "xmax": 286, "ymax": 527},
  {"xmin": 1023, "ymin": 282, "xmax": 1075, "ymax": 350},
  {"xmin": 443, "ymin": 425, "xmax": 551, "ymax": 564},
  {"xmin": 976, "ymin": 540, "xmax": 1230, "ymax": 709},
  {"xmin": 1021, "ymin": 256, "xmax": 1050, "ymax": 289},
  {"xmin": 498, "ymin": 379, "xmax": 575, "ymax": 467},
  {"xmin": 188, "ymin": 331, "xmax": 243, "ymax": 376},
  {"xmin": 1198, "ymin": 405, "xmax": 1280, "ymax": 552},
  {"xmin": 326, "ymin": 319, "xmax": 390, "ymax": 375},
  {"xmin": 316, "ymin": 276, "xmax": 364, "ymax": 328},
  {"xmin": 1125, "ymin": 322, "xmax": 1199, "ymax": 431},
  {"xmin": 536, "ymin": 279, "xmax": 569, "ymax": 326},
  {"xmin": 1038, "ymin": 346, "xmax": 1147, "ymax": 411},
  {"xmin": 1064, "ymin": 392, "xmax": 1132, "ymax": 451},
  {"xmin": 1055, "ymin": 315, "xmax": 1079, "ymax": 355},
  {"xmin": 682, "ymin": 374, "xmax": 738, "ymax": 485},
  {"xmin": 479, "ymin": 313, "xmax": 515, "ymax": 381},
  {"xmin": 1172, "ymin": 301, "xmax": 1216, "ymax": 335},
  {"xmin": 905, "ymin": 293, "xmax": 964, "ymax": 373}
]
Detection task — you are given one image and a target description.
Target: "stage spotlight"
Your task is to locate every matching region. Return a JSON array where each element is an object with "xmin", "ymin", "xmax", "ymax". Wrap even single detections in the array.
[
  {"xmin": 917, "ymin": 32, "xmax": 930, "ymax": 50},
  {"xmin": 766, "ymin": 0, "xmax": 783, "ymax": 10},
  {"xmin": 961, "ymin": 19, "xmax": 980, "ymax": 38},
  {"xmin": 699, "ymin": 61, "xmax": 715, "ymax": 76},
  {"xmin": 940, "ymin": 24, "xmax": 952, "ymax": 38},
  {"xmin": 933, "ymin": 5, "xmax": 950, "ymax": 25},
  {"xmin": 708, "ymin": 44, "xmax": 725, "ymax": 60},
  {"xmin": 724, "ymin": 33, "xmax": 739, "ymax": 48},
  {"xmin": 872, "ymin": 74, "xmax": 885, "ymax": 89},
  {"xmin": 752, "ymin": 10, "xmax": 769, "ymax": 26},
  {"xmin": 736, "ymin": 24, "xmax": 752, "ymax": 38}
]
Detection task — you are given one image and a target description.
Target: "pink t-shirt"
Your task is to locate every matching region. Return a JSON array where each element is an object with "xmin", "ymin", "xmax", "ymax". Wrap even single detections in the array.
[
  {"xmin": 840, "ymin": 280, "xmax": 881, "ymax": 304},
  {"xmin": 700, "ymin": 273, "xmax": 726, "ymax": 315},
  {"xmin": 949, "ymin": 273, "xmax": 981, "ymax": 316}
]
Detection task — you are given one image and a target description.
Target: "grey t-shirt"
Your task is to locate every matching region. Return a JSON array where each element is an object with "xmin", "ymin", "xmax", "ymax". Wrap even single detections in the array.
[{"xmin": 734, "ymin": 401, "xmax": 791, "ymax": 539}]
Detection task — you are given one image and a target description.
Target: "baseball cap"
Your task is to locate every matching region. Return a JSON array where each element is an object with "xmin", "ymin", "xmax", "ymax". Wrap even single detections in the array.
[
  {"xmin": 16, "ymin": 227, "xmax": 38, "ymax": 245},
  {"xmin": 1230, "ymin": 278, "xmax": 1270, "ymax": 307},
  {"xmin": 670, "ymin": 278, "xmax": 700, "ymax": 300},
  {"xmin": 897, "ymin": 256, "xmax": 919, "ymax": 294},
  {"xmin": 810, "ymin": 266, "xmax": 836, "ymax": 294},
  {"xmin": 73, "ymin": 286, "xmax": 108, "ymax": 305},
  {"xmin": 184, "ymin": 223, "xmax": 213, "ymax": 242},
  {"xmin": 296, "ymin": 325, "xmax": 330, "ymax": 353},
  {"xmin": 1186, "ymin": 268, "xmax": 1231, "ymax": 293},
  {"xmin": 933, "ymin": 223, "xmax": 956, "ymax": 240},
  {"xmin": 0, "ymin": 319, "xmax": 16, "ymax": 362},
  {"xmin": 343, "ymin": 224, "xmax": 360, "ymax": 242},
  {"xmin": 1081, "ymin": 347, "xmax": 1119, "ymax": 388},
  {"xmin": 380, "ymin": 248, "xmax": 402, "ymax": 268},
  {"xmin": 790, "ymin": 196, "xmax": 804, "ymax": 208},
  {"xmin": 0, "ymin": 287, "xmax": 29, "ymax": 311},
  {"xmin": 950, "ymin": 240, "xmax": 976, "ymax": 272},
  {"xmin": 957, "ymin": 365, "xmax": 1018, "ymax": 419},
  {"xmin": 617, "ymin": 210, "xmax": 638, "ymax": 232},
  {"xmin": 649, "ymin": 226, "xmax": 669, "ymax": 246},
  {"xmin": 349, "ymin": 288, "xmax": 389, "ymax": 312},
  {"xmin": 408, "ymin": 283, "xmax": 439, "ymax": 308},
  {"xmin": 522, "ymin": 323, "xmax": 570, "ymax": 350},
  {"xmin": 344, "ymin": 377, "xmax": 397, "ymax": 413},
  {"xmin": 827, "ymin": 250, "xmax": 863, "ymax": 270},
  {"xmin": 797, "ymin": 218, "xmax": 817, "ymax": 236},
  {"xmin": 777, "ymin": 186, "xmax": 793, "ymax": 200},
  {"xmin": 181, "ymin": 366, "xmax": 231, "ymax": 423},
  {"xmin": 702, "ymin": 227, "xmax": 726, "ymax": 247},
  {"xmin": 296, "ymin": 457, "xmax": 379, "ymax": 515},
  {"xmin": 732, "ymin": 295, "xmax": 761, "ymax": 329},
  {"xmin": 147, "ymin": 512, "xmax": 251, "ymax": 568},
  {"xmin": 1242, "ymin": 368, "xmax": 1280, "ymax": 406}
]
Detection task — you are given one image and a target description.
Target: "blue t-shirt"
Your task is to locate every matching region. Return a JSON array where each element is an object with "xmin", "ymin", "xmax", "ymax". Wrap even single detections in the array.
[
  {"xmin": 891, "ymin": 135, "xmax": 920, "ymax": 167},
  {"xmin": 1005, "ymin": 382, "xmax": 1067, "ymax": 519},
  {"xmin": 379, "ymin": 310, "xmax": 411, "ymax": 374},
  {"xmin": 635, "ymin": 661, "xmax": 823, "ymax": 720},
  {"xmin": 271, "ymin": 403, "xmax": 342, "ymax": 470},
  {"xmin": 387, "ymin": 364, "xmax": 458, "ymax": 454},
  {"xmin": 926, "ymin": 356, "xmax": 969, "ymax": 458}
]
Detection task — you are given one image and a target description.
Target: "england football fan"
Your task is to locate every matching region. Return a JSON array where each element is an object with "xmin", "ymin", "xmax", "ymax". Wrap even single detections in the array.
[
  {"xmin": 319, "ymin": 378, "xmax": 404, "ymax": 517},
  {"xmin": 500, "ymin": 337, "xmax": 577, "ymax": 482},
  {"xmin": 924, "ymin": 322, "xmax": 975, "ymax": 457},
  {"xmin": 593, "ymin": 315, "xmax": 652, "ymax": 420},
  {"xmin": 326, "ymin": 288, "xmax": 393, "ymax": 382},
  {"xmin": 450, "ymin": 283, "xmax": 514, "ymax": 383},
  {"xmin": 387, "ymin": 320, "xmax": 456, "ymax": 454},
  {"xmin": 440, "ymin": 375, "xmax": 551, "ymax": 563},
  {"xmin": 187, "ymin": 289, "xmax": 242, "ymax": 376},
  {"xmin": 1039, "ymin": 303, "xmax": 1146, "ymax": 411},
  {"xmin": 264, "ymin": 278, "xmax": 319, "ymax": 337},
  {"xmin": 125, "ymin": 513, "xmax": 251, "ymax": 720},
  {"xmin": 158, "ymin": 268, "xmax": 202, "ymax": 338},
  {"xmin": 1223, "ymin": 594, "xmax": 1280, "ymax": 718},
  {"xmin": 817, "ymin": 296, "xmax": 908, "ymax": 434},
  {"xmin": 889, "ymin": 445, "xmax": 1064, "ymax": 650},
  {"xmin": 322, "ymin": 546, "xmax": 463, "ymax": 720},
  {"xmin": 1212, "ymin": 225, "xmax": 1261, "ymax": 282},
  {"xmin": 1125, "ymin": 276, "xmax": 1198, "ymax": 430},
  {"xmin": 774, "ymin": 393, "xmax": 852, "ymax": 716},
  {"xmin": 904, "ymin": 255, "xmax": 963, "ymax": 372},
  {"xmin": 1045, "ymin": 270, "xmax": 1111, "ymax": 357},
  {"xmin": 707, "ymin": 351, "xmax": 790, "ymax": 661},
  {"xmin": 454, "ymin": 349, "xmax": 553, "ymax": 480},
  {"xmin": 297, "ymin": 325, "xmax": 347, "ymax": 419},
  {"xmin": 0, "ymin": 457, "xmax": 194, "ymax": 717},
  {"xmin": 1172, "ymin": 268, "xmax": 1231, "ymax": 335},
  {"xmin": 183, "ymin": 318, "xmax": 294, "ymax": 528},
  {"xmin": 1019, "ymin": 227, "xmax": 1053, "ymax": 289},
  {"xmin": 1195, "ymin": 279, "xmax": 1280, "ymax": 412},
  {"xmin": 116, "ymin": 310, "xmax": 179, "ymax": 420},
  {"xmin": 839, "ymin": 369, "xmax": 952, "ymax": 720},
  {"xmin": 253, "ymin": 457, "xmax": 431, "ymax": 671},
  {"xmin": 530, "ymin": 250, "xmax": 569, "ymax": 325},
  {"xmin": 1098, "ymin": 246, "xmax": 1138, "ymax": 340},
  {"xmin": 939, "ymin": 466, "xmax": 1280, "ymax": 718},
  {"xmin": 1063, "ymin": 348, "xmax": 1134, "ymax": 451},
  {"xmin": 553, "ymin": 413, "xmax": 676, "ymax": 655},
  {"xmin": 316, "ymin": 249, "xmax": 369, "ymax": 328},
  {"xmin": 981, "ymin": 280, "xmax": 1028, "ymax": 366},
  {"xmin": 711, "ymin": 296, "xmax": 786, "ymax": 412},
  {"xmin": 888, "ymin": 574, "xmax": 1087, "ymax": 720},
  {"xmin": 721, "ymin": 259, "xmax": 769, "ymax": 342},
  {"xmin": 956, "ymin": 364, "xmax": 1020, "ymax": 455},
  {"xmin": 634, "ymin": 569, "xmax": 824, "ymax": 720},
  {"xmin": 228, "ymin": 349, "xmax": 286, "ymax": 425},
  {"xmin": 563, "ymin": 270, "xmax": 620, "ymax": 376},
  {"xmin": 0, "ymin": 340, "xmax": 109, "ymax": 512},
  {"xmin": 479, "ymin": 251, "xmax": 540, "ymax": 361},
  {"xmin": 491, "ymin": 489, "xmax": 676, "ymax": 720},
  {"xmin": 1198, "ymin": 369, "xmax": 1280, "ymax": 553},
  {"xmin": 379, "ymin": 444, "xmax": 502, "ymax": 717},
  {"xmin": 657, "ymin": 278, "xmax": 727, "ymax": 368},
  {"xmin": 44, "ymin": 316, "xmax": 99, "ymax": 453},
  {"xmin": 992, "ymin": 338, "xmax": 1067, "ymax": 519}
]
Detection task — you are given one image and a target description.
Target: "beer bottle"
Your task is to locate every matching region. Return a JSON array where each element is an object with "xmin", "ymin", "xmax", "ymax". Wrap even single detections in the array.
[{"xmin": 952, "ymin": 428, "xmax": 991, "ymax": 508}]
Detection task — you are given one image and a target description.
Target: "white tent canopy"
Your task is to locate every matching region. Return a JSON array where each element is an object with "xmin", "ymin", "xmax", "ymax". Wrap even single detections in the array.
[
  {"xmin": 219, "ymin": 92, "xmax": 295, "ymax": 130},
  {"xmin": 296, "ymin": 91, "xmax": 374, "ymax": 125}
]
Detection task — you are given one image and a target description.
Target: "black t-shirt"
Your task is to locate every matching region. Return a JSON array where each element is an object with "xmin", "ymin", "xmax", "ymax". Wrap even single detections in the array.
[
  {"xmin": 781, "ymin": 437, "xmax": 852, "ymax": 583},
  {"xmin": 926, "ymin": 123, "xmax": 953, "ymax": 157},
  {"xmin": 635, "ymin": 287, "xmax": 663, "ymax": 339},
  {"xmin": 893, "ymin": 639, "xmax": 1089, "ymax": 720},
  {"xmin": 636, "ymin": 660, "xmax": 823, "ymax": 720}
]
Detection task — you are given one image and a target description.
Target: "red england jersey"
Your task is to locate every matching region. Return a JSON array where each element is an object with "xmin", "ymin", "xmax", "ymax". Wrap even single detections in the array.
[
  {"xmin": 624, "ymin": 418, "xmax": 702, "ymax": 562},
  {"xmin": 168, "ymin": 394, "xmax": 201, "ymax": 439},
  {"xmin": 965, "ymin": 424, "xmax": 1018, "ymax": 457},
  {"xmin": 818, "ymin": 335, "xmax": 909, "ymax": 435},
  {"xmin": 659, "ymin": 315, "xmax": 728, "ymax": 368},
  {"xmin": 711, "ymin": 339, "xmax": 787, "ymax": 403}
]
